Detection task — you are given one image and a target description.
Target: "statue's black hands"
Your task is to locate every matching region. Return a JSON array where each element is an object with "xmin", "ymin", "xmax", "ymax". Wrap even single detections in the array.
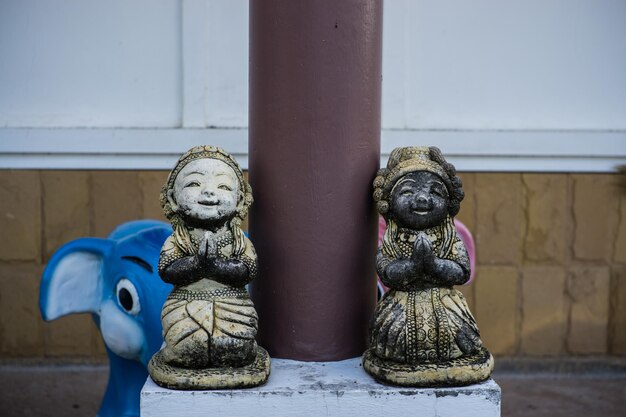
[
  {"xmin": 380, "ymin": 258, "xmax": 418, "ymax": 290},
  {"xmin": 411, "ymin": 233, "xmax": 436, "ymax": 277},
  {"xmin": 195, "ymin": 231, "xmax": 251, "ymax": 287},
  {"xmin": 411, "ymin": 232, "xmax": 468, "ymax": 286},
  {"xmin": 380, "ymin": 234, "xmax": 434, "ymax": 290},
  {"xmin": 161, "ymin": 231, "xmax": 251, "ymax": 287},
  {"xmin": 381, "ymin": 233, "xmax": 464, "ymax": 290}
]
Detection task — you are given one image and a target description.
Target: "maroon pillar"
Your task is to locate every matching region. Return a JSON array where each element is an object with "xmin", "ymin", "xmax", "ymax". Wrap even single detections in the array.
[{"xmin": 249, "ymin": 0, "xmax": 382, "ymax": 361}]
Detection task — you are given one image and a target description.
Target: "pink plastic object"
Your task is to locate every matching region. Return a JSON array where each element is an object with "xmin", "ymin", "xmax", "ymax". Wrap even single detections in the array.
[
  {"xmin": 377, "ymin": 217, "xmax": 476, "ymax": 295},
  {"xmin": 453, "ymin": 219, "xmax": 476, "ymax": 284}
]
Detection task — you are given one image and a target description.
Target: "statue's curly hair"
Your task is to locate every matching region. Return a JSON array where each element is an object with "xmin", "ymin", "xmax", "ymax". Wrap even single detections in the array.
[{"xmin": 373, "ymin": 146, "xmax": 464, "ymax": 218}]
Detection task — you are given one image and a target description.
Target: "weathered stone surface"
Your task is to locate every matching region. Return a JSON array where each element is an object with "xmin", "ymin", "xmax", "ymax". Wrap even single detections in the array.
[
  {"xmin": 139, "ymin": 171, "xmax": 168, "ymax": 221},
  {"xmin": 474, "ymin": 266, "xmax": 518, "ymax": 355},
  {"xmin": 567, "ymin": 266, "xmax": 610, "ymax": 354},
  {"xmin": 0, "ymin": 171, "xmax": 41, "ymax": 261},
  {"xmin": 475, "ymin": 174, "xmax": 525, "ymax": 265},
  {"xmin": 44, "ymin": 314, "xmax": 94, "ymax": 357},
  {"xmin": 522, "ymin": 174, "xmax": 569, "ymax": 264},
  {"xmin": 42, "ymin": 171, "xmax": 90, "ymax": 261},
  {"xmin": 614, "ymin": 194, "xmax": 626, "ymax": 263},
  {"xmin": 610, "ymin": 266, "xmax": 626, "ymax": 354},
  {"xmin": 241, "ymin": 171, "xmax": 250, "ymax": 231},
  {"xmin": 149, "ymin": 147, "xmax": 268, "ymax": 390},
  {"xmin": 362, "ymin": 347, "xmax": 494, "ymax": 388},
  {"xmin": 364, "ymin": 148, "xmax": 492, "ymax": 387},
  {"xmin": 137, "ymin": 170, "xmax": 251, "ymax": 227},
  {"xmin": 143, "ymin": 358, "xmax": 502, "ymax": 417},
  {"xmin": 149, "ymin": 346, "xmax": 271, "ymax": 390},
  {"xmin": 456, "ymin": 173, "xmax": 476, "ymax": 233},
  {"xmin": 0, "ymin": 263, "xmax": 44, "ymax": 357},
  {"xmin": 572, "ymin": 174, "xmax": 619, "ymax": 262},
  {"xmin": 520, "ymin": 266, "xmax": 567, "ymax": 355},
  {"xmin": 92, "ymin": 171, "xmax": 142, "ymax": 237}
]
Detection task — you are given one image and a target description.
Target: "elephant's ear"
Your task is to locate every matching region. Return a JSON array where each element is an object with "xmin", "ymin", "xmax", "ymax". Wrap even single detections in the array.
[{"xmin": 40, "ymin": 238, "xmax": 114, "ymax": 321}]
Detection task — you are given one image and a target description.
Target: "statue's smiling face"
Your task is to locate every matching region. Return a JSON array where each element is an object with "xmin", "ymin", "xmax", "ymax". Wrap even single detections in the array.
[
  {"xmin": 168, "ymin": 159, "xmax": 240, "ymax": 227},
  {"xmin": 390, "ymin": 171, "xmax": 449, "ymax": 230}
]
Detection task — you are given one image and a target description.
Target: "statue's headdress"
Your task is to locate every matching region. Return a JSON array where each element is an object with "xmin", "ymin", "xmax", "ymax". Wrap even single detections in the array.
[{"xmin": 373, "ymin": 146, "xmax": 464, "ymax": 217}]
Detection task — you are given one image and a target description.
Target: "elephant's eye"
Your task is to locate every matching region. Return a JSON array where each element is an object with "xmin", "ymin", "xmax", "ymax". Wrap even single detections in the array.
[{"xmin": 116, "ymin": 278, "xmax": 141, "ymax": 316}]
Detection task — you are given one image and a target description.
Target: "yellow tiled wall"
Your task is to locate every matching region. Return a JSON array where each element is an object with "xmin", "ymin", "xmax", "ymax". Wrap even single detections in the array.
[
  {"xmin": 456, "ymin": 173, "xmax": 625, "ymax": 357},
  {"xmin": 0, "ymin": 170, "xmax": 624, "ymax": 359}
]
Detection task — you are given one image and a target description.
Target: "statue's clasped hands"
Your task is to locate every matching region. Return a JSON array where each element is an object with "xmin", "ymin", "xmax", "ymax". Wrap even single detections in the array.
[
  {"xmin": 384, "ymin": 233, "xmax": 439, "ymax": 290},
  {"xmin": 410, "ymin": 233, "xmax": 436, "ymax": 280},
  {"xmin": 196, "ymin": 231, "xmax": 219, "ymax": 272}
]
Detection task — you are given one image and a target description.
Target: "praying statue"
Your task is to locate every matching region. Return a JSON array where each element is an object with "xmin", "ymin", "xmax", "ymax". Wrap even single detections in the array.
[
  {"xmin": 363, "ymin": 146, "xmax": 493, "ymax": 387},
  {"xmin": 148, "ymin": 145, "xmax": 270, "ymax": 390}
]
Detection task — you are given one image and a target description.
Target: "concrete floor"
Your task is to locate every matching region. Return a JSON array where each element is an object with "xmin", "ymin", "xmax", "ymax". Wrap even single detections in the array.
[
  {"xmin": 0, "ymin": 362, "xmax": 625, "ymax": 417},
  {"xmin": 498, "ymin": 374, "xmax": 626, "ymax": 417},
  {"xmin": 0, "ymin": 364, "xmax": 106, "ymax": 417}
]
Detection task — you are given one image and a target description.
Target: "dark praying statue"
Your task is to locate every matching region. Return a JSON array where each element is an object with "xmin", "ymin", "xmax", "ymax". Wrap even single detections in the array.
[{"xmin": 363, "ymin": 146, "xmax": 494, "ymax": 387}]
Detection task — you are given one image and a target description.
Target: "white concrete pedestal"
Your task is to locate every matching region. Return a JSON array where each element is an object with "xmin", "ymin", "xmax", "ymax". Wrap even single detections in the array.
[{"xmin": 141, "ymin": 358, "xmax": 501, "ymax": 417}]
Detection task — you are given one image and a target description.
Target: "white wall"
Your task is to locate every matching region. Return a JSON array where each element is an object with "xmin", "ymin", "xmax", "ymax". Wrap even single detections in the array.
[
  {"xmin": 383, "ymin": 0, "xmax": 626, "ymax": 131},
  {"xmin": 1, "ymin": 0, "xmax": 625, "ymax": 171},
  {"xmin": 0, "ymin": 0, "xmax": 182, "ymax": 127}
]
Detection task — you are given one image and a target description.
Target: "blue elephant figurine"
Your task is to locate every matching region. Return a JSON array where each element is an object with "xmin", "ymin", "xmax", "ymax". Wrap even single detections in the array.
[{"xmin": 39, "ymin": 220, "xmax": 173, "ymax": 417}]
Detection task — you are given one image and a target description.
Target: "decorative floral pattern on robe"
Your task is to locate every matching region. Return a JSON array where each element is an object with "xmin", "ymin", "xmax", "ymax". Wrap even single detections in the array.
[
  {"xmin": 371, "ymin": 217, "xmax": 482, "ymax": 365},
  {"xmin": 158, "ymin": 232, "xmax": 259, "ymax": 368}
]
